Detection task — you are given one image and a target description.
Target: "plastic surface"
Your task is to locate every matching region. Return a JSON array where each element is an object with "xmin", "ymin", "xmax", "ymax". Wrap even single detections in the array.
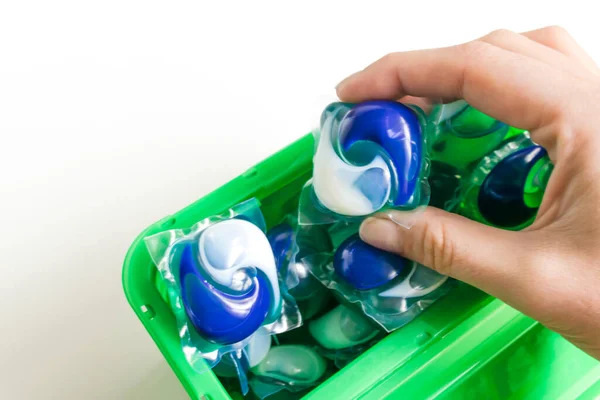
[
  {"xmin": 267, "ymin": 218, "xmax": 331, "ymax": 321},
  {"xmin": 267, "ymin": 221, "xmax": 295, "ymax": 272},
  {"xmin": 143, "ymin": 199, "xmax": 302, "ymax": 395},
  {"xmin": 298, "ymin": 100, "xmax": 430, "ymax": 228},
  {"xmin": 123, "ymin": 133, "xmax": 599, "ymax": 400},
  {"xmin": 213, "ymin": 328, "xmax": 272, "ymax": 378}
]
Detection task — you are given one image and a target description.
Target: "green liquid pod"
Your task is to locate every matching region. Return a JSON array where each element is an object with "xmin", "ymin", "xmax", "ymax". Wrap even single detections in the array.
[
  {"xmin": 429, "ymin": 100, "xmax": 525, "ymax": 170},
  {"xmin": 309, "ymin": 304, "xmax": 379, "ymax": 350},
  {"xmin": 251, "ymin": 345, "xmax": 327, "ymax": 386},
  {"xmin": 456, "ymin": 134, "xmax": 553, "ymax": 230}
]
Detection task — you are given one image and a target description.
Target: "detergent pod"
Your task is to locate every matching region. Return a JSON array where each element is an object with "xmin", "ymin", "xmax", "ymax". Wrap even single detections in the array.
[
  {"xmin": 298, "ymin": 100, "xmax": 431, "ymax": 229},
  {"xmin": 298, "ymin": 220, "xmax": 452, "ymax": 332},
  {"xmin": 454, "ymin": 133, "xmax": 553, "ymax": 230},
  {"xmin": 249, "ymin": 344, "xmax": 329, "ymax": 399},
  {"xmin": 308, "ymin": 304, "xmax": 382, "ymax": 368},
  {"xmin": 267, "ymin": 216, "xmax": 332, "ymax": 321},
  {"xmin": 144, "ymin": 198, "xmax": 302, "ymax": 395},
  {"xmin": 428, "ymin": 100, "xmax": 526, "ymax": 170}
]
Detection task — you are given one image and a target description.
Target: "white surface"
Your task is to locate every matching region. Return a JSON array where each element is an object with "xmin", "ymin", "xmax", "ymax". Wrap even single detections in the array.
[{"xmin": 0, "ymin": 1, "xmax": 599, "ymax": 399}]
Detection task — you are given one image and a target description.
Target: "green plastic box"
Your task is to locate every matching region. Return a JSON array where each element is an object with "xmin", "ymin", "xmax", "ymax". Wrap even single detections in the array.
[{"xmin": 123, "ymin": 134, "xmax": 600, "ymax": 399}]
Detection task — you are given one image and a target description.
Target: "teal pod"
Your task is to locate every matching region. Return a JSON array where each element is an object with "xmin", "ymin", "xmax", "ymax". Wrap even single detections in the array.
[
  {"xmin": 428, "ymin": 100, "xmax": 524, "ymax": 170},
  {"xmin": 251, "ymin": 345, "xmax": 327, "ymax": 386},
  {"xmin": 309, "ymin": 304, "xmax": 379, "ymax": 350},
  {"xmin": 297, "ymin": 281, "xmax": 330, "ymax": 320}
]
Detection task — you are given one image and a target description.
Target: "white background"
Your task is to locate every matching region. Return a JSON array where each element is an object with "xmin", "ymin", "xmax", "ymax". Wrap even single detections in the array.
[{"xmin": 0, "ymin": 1, "xmax": 598, "ymax": 399}]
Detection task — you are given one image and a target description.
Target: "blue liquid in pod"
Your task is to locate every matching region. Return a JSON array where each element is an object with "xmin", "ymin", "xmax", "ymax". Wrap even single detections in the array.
[{"xmin": 478, "ymin": 145, "xmax": 547, "ymax": 228}]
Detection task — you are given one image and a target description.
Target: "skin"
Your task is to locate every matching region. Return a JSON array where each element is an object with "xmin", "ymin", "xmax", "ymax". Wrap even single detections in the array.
[{"xmin": 335, "ymin": 26, "xmax": 600, "ymax": 360}]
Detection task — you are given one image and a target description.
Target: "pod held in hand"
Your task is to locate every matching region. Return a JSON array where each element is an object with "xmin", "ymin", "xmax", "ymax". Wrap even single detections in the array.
[
  {"xmin": 299, "ymin": 225, "xmax": 452, "ymax": 332},
  {"xmin": 299, "ymin": 100, "xmax": 430, "ymax": 227},
  {"xmin": 456, "ymin": 134, "xmax": 553, "ymax": 230},
  {"xmin": 334, "ymin": 234, "xmax": 448, "ymax": 299}
]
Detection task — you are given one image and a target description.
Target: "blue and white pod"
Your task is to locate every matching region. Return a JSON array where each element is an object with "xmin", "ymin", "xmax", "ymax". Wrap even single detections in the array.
[
  {"xmin": 180, "ymin": 219, "xmax": 282, "ymax": 346},
  {"xmin": 303, "ymin": 232, "xmax": 451, "ymax": 332},
  {"xmin": 299, "ymin": 100, "xmax": 430, "ymax": 226}
]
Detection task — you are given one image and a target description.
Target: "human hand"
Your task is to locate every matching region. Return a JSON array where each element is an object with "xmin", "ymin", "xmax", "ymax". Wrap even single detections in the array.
[{"xmin": 336, "ymin": 26, "xmax": 600, "ymax": 359}]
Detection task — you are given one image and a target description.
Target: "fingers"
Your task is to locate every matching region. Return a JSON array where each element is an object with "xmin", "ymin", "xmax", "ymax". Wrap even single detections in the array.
[
  {"xmin": 398, "ymin": 95, "xmax": 433, "ymax": 114},
  {"xmin": 479, "ymin": 29, "xmax": 594, "ymax": 79},
  {"xmin": 522, "ymin": 26, "xmax": 599, "ymax": 74},
  {"xmin": 359, "ymin": 207, "xmax": 537, "ymax": 302},
  {"xmin": 336, "ymin": 42, "xmax": 570, "ymax": 152}
]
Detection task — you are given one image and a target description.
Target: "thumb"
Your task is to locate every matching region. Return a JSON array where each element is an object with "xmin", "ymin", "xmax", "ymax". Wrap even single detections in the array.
[{"xmin": 359, "ymin": 207, "xmax": 536, "ymax": 300}]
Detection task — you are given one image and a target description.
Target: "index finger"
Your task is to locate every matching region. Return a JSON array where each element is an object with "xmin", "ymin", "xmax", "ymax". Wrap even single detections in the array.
[
  {"xmin": 522, "ymin": 26, "xmax": 599, "ymax": 74},
  {"xmin": 335, "ymin": 41, "xmax": 573, "ymax": 152}
]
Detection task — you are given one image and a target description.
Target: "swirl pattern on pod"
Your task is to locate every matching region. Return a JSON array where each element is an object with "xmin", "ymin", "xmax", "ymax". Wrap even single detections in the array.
[
  {"xmin": 179, "ymin": 219, "xmax": 282, "ymax": 345},
  {"xmin": 312, "ymin": 100, "xmax": 424, "ymax": 217},
  {"xmin": 478, "ymin": 145, "xmax": 548, "ymax": 228}
]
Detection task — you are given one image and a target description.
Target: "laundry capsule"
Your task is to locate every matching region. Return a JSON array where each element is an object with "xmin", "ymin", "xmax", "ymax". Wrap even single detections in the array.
[
  {"xmin": 323, "ymin": 233, "xmax": 449, "ymax": 330},
  {"xmin": 457, "ymin": 134, "xmax": 553, "ymax": 230},
  {"xmin": 309, "ymin": 304, "xmax": 379, "ymax": 350},
  {"xmin": 429, "ymin": 100, "xmax": 525, "ymax": 170},
  {"xmin": 179, "ymin": 219, "xmax": 282, "ymax": 346},
  {"xmin": 304, "ymin": 100, "xmax": 428, "ymax": 222},
  {"xmin": 334, "ymin": 234, "xmax": 447, "ymax": 299},
  {"xmin": 144, "ymin": 198, "xmax": 303, "ymax": 397},
  {"xmin": 251, "ymin": 345, "xmax": 327, "ymax": 386}
]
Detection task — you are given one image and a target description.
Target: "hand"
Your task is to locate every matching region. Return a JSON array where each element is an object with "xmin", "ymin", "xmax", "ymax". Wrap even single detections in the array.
[{"xmin": 336, "ymin": 26, "xmax": 600, "ymax": 360}]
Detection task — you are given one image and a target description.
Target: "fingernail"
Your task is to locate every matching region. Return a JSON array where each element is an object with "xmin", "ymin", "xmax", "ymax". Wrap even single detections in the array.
[
  {"xmin": 359, "ymin": 217, "xmax": 399, "ymax": 247},
  {"xmin": 335, "ymin": 71, "xmax": 360, "ymax": 92},
  {"xmin": 386, "ymin": 209, "xmax": 421, "ymax": 229}
]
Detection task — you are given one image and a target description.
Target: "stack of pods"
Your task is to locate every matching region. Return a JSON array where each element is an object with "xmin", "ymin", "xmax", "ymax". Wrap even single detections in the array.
[{"xmin": 144, "ymin": 98, "xmax": 552, "ymax": 399}]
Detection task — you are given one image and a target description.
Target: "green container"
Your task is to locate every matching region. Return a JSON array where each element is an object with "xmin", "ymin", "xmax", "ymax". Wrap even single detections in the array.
[{"xmin": 123, "ymin": 134, "xmax": 600, "ymax": 400}]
